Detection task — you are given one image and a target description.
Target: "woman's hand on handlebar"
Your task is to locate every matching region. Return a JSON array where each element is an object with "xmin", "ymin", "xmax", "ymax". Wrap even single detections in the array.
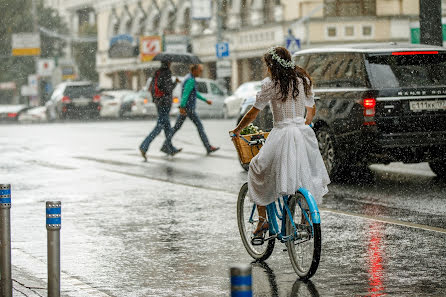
[{"xmin": 229, "ymin": 129, "xmax": 240, "ymax": 138}]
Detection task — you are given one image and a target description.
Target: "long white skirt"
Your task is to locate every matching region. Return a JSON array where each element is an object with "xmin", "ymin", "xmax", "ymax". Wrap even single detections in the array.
[{"xmin": 248, "ymin": 117, "xmax": 330, "ymax": 206}]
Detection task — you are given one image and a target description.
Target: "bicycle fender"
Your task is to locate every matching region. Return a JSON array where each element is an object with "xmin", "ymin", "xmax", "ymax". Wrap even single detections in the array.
[{"xmin": 297, "ymin": 188, "xmax": 321, "ymax": 224}]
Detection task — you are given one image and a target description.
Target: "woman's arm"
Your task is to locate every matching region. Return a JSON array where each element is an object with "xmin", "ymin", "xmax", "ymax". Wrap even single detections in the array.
[
  {"xmin": 305, "ymin": 104, "xmax": 316, "ymax": 125},
  {"xmin": 231, "ymin": 106, "xmax": 261, "ymax": 137}
]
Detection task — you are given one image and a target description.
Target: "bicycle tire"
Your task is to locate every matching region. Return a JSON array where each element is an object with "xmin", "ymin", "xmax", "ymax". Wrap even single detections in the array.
[
  {"xmin": 285, "ymin": 192, "xmax": 321, "ymax": 280},
  {"xmin": 237, "ymin": 183, "xmax": 275, "ymax": 261}
]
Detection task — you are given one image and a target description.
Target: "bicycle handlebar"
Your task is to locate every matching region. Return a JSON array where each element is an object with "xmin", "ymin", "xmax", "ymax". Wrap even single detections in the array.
[{"xmin": 231, "ymin": 134, "xmax": 266, "ymax": 146}]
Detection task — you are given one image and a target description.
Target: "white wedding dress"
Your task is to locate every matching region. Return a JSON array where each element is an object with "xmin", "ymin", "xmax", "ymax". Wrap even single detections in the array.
[{"xmin": 248, "ymin": 77, "xmax": 330, "ymax": 206}]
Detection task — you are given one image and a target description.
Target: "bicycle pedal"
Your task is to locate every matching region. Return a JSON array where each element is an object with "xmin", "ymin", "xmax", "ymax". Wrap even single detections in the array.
[{"xmin": 251, "ymin": 237, "xmax": 264, "ymax": 246}]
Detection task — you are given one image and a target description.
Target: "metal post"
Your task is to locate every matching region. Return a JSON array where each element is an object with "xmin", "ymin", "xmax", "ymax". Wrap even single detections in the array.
[
  {"xmin": 0, "ymin": 184, "xmax": 12, "ymax": 297},
  {"xmin": 46, "ymin": 201, "xmax": 61, "ymax": 297},
  {"xmin": 230, "ymin": 264, "xmax": 252, "ymax": 297}
]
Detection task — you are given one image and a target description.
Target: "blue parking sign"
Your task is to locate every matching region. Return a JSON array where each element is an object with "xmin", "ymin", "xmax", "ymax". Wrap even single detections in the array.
[
  {"xmin": 286, "ymin": 38, "xmax": 301, "ymax": 54},
  {"xmin": 216, "ymin": 42, "xmax": 230, "ymax": 58}
]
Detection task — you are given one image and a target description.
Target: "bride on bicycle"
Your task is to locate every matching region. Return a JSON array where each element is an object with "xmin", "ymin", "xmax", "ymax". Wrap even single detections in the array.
[{"xmin": 231, "ymin": 46, "xmax": 330, "ymax": 236}]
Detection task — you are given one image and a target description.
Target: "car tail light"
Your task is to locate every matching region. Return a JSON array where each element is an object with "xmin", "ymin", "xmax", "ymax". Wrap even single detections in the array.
[
  {"xmin": 7, "ymin": 113, "xmax": 17, "ymax": 118},
  {"xmin": 93, "ymin": 95, "xmax": 101, "ymax": 103},
  {"xmin": 143, "ymin": 98, "xmax": 148, "ymax": 104},
  {"xmin": 361, "ymin": 98, "xmax": 376, "ymax": 125},
  {"xmin": 173, "ymin": 97, "xmax": 179, "ymax": 103},
  {"xmin": 62, "ymin": 96, "xmax": 71, "ymax": 103}
]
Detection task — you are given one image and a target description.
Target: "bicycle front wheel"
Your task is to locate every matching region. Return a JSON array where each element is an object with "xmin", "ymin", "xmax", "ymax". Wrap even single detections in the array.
[
  {"xmin": 237, "ymin": 183, "xmax": 275, "ymax": 261},
  {"xmin": 285, "ymin": 192, "xmax": 321, "ymax": 280}
]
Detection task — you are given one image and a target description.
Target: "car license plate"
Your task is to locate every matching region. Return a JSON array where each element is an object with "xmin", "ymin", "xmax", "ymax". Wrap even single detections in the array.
[
  {"xmin": 73, "ymin": 98, "xmax": 90, "ymax": 106},
  {"xmin": 409, "ymin": 100, "xmax": 446, "ymax": 111}
]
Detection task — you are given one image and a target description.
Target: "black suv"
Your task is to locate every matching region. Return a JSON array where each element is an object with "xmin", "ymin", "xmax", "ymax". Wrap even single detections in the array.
[{"xmin": 253, "ymin": 43, "xmax": 446, "ymax": 178}]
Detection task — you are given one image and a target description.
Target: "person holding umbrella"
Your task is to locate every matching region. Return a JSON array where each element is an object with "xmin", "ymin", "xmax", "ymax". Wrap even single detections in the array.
[
  {"xmin": 139, "ymin": 61, "xmax": 181, "ymax": 161},
  {"xmin": 162, "ymin": 64, "xmax": 219, "ymax": 154}
]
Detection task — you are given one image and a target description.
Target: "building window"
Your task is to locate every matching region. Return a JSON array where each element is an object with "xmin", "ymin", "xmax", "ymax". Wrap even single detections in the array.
[
  {"xmin": 324, "ymin": 0, "xmax": 376, "ymax": 17},
  {"xmin": 326, "ymin": 26, "xmax": 337, "ymax": 38},
  {"xmin": 362, "ymin": 25, "xmax": 373, "ymax": 37},
  {"xmin": 241, "ymin": 0, "xmax": 249, "ymax": 26},
  {"xmin": 263, "ymin": 0, "xmax": 275, "ymax": 24},
  {"xmin": 344, "ymin": 25, "xmax": 354, "ymax": 37}
]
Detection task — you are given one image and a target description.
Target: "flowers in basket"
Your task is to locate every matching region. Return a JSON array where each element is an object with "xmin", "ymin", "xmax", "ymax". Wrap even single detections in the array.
[{"xmin": 240, "ymin": 124, "xmax": 263, "ymax": 135}]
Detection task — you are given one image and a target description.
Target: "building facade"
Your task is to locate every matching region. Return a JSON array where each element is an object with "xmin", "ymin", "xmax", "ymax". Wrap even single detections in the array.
[{"xmin": 47, "ymin": 0, "xmax": 445, "ymax": 91}]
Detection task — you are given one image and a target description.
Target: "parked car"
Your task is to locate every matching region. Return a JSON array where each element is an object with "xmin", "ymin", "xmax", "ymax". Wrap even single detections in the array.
[
  {"xmin": 171, "ymin": 77, "xmax": 228, "ymax": 118},
  {"xmin": 249, "ymin": 43, "xmax": 446, "ymax": 178},
  {"xmin": 99, "ymin": 90, "xmax": 134, "ymax": 118},
  {"xmin": 45, "ymin": 81, "xmax": 100, "ymax": 120},
  {"xmin": 119, "ymin": 90, "xmax": 152, "ymax": 118},
  {"xmin": 224, "ymin": 81, "xmax": 261, "ymax": 119},
  {"xmin": 0, "ymin": 104, "xmax": 27, "ymax": 121},
  {"xmin": 17, "ymin": 106, "xmax": 47, "ymax": 123}
]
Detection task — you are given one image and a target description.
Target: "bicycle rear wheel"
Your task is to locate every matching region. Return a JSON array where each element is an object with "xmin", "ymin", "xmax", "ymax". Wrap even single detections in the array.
[
  {"xmin": 285, "ymin": 192, "xmax": 321, "ymax": 280},
  {"xmin": 237, "ymin": 183, "xmax": 275, "ymax": 261}
]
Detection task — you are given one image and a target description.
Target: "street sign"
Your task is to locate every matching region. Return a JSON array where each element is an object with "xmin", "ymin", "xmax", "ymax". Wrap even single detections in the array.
[
  {"xmin": 216, "ymin": 42, "xmax": 230, "ymax": 58},
  {"xmin": 12, "ymin": 33, "xmax": 41, "ymax": 56},
  {"xmin": 191, "ymin": 0, "xmax": 212, "ymax": 20},
  {"xmin": 164, "ymin": 35, "xmax": 189, "ymax": 53},
  {"xmin": 21, "ymin": 85, "xmax": 38, "ymax": 96},
  {"xmin": 140, "ymin": 36, "xmax": 162, "ymax": 62},
  {"xmin": 37, "ymin": 59, "xmax": 55, "ymax": 77},
  {"xmin": 216, "ymin": 60, "xmax": 231, "ymax": 78},
  {"xmin": 286, "ymin": 37, "xmax": 301, "ymax": 54}
]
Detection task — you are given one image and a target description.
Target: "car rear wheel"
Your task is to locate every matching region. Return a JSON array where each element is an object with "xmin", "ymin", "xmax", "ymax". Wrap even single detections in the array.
[
  {"xmin": 315, "ymin": 126, "xmax": 346, "ymax": 179},
  {"xmin": 429, "ymin": 160, "xmax": 446, "ymax": 178}
]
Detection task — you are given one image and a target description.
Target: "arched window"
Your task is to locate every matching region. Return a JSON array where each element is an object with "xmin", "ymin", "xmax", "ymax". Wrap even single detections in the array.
[
  {"xmin": 166, "ymin": 10, "xmax": 176, "ymax": 33},
  {"xmin": 184, "ymin": 7, "xmax": 191, "ymax": 34},
  {"xmin": 241, "ymin": 0, "xmax": 249, "ymax": 26},
  {"xmin": 263, "ymin": 0, "xmax": 275, "ymax": 23},
  {"xmin": 108, "ymin": 9, "xmax": 120, "ymax": 38}
]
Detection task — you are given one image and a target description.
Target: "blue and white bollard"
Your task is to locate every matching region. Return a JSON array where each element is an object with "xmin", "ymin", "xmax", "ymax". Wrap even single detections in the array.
[
  {"xmin": 46, "ymin": 201, "xmax": 61, "ymax": 297},
  {"xmin": 230, "ymin": 264, "xmax": 252, "ymax": 297},
  {"xmin": 0, "ymin": 184, "xmax": 12, "ymax": 297}
]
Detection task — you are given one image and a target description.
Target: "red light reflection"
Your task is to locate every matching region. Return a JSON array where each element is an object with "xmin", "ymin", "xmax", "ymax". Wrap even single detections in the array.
[{"xmin": 367, "ymin": 222, "xmax": 386, "ymax": 296}]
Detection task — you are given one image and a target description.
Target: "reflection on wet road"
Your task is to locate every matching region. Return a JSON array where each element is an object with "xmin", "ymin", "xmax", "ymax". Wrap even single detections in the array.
[{"xmin": 1, "ymin": 120, "xmax": 445, "ymax": 296}]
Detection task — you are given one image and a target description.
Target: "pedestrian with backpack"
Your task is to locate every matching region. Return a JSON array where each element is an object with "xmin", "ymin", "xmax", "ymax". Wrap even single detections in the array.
[{"xmin": 139, "ymin": 61, "xmax": 181, "ymax": 161}]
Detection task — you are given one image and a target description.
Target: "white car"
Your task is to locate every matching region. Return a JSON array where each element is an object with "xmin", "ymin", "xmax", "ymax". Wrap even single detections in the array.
[
  {"xmin": 0, "ymin": 104, "xmax": 27, "ymax": 121},
  {"xmin": 171, "ymin": 77, "xmax": 228, "ymax": 118},
  {"xmin": 17, "ymin": 106, "xmax": 47, "ymax": 123},
  {"xmin": 223, "ymin": 81, "xmax": 261, "ymax": 119},
  {"xmin": 99, "ymin": 90, "xmax": 134, "ymax": 118},
  {"xmin": 120, "ymin": 90, "xmax": 153, "ymax": 118}
]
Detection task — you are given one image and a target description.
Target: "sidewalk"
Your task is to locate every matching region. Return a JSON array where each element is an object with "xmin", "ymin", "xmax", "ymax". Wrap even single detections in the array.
[{"xmin": 11, "ymin": 248, "xmax": 113, "ymax": 297}]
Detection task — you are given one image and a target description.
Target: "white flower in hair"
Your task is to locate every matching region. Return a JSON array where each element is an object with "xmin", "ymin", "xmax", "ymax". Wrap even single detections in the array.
[{"xmin": 267, "ymin": 47, "xmax": 295, "ymax": 69}]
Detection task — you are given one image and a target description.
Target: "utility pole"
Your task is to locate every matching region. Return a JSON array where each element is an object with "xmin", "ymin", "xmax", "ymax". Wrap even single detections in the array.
[
  {"xmin": 419, "ymin": 0, "xmax": 443, "ymax": 46},
  {"xmin": 216, "ymin": 0, "xmax": 231, "ymax": 91},
  {"xmin": 32, "ymin": 0, "xmax": 40, "ymax": 105}
]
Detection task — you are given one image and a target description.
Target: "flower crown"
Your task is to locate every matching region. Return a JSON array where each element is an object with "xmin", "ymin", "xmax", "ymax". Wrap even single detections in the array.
[{"xmin": 267, "ymin": 47, "xmax": 295, "ymax": 69}]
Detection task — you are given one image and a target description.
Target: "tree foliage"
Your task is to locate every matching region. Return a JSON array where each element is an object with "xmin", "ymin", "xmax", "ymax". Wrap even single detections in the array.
[
  {"xmin": 73, "ymin": 23, "xmax": 98, "ymax": 82},
  {"xmin": 0, "ymin": 0, "xmax": 68, "ymax": 86}
]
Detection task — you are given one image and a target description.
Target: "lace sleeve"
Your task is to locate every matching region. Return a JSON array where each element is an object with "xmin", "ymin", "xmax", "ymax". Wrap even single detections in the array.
[
  {"xmin": 304, "ymin": 78, "xmax": 315, "ymax": 107},
  {"xmin": 254, "ymin": 77, "xmax": 274, "ymax": 110}
]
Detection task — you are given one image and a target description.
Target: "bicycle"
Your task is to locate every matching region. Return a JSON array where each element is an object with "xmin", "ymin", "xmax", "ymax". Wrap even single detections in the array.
[{"xmin": 232, "ymin": 134, "xmax": 322, "ymax": 280}]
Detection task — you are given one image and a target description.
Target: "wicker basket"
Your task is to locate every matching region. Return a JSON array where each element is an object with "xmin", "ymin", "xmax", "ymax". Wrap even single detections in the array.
[{"xmin": 232, "ymin": 132, "xmax": 269, "ymax": 164}]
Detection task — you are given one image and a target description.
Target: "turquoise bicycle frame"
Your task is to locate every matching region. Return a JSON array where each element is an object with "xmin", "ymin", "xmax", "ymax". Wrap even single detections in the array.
[{"xmin": 249, "ymin": 188, "xmax": 320, "ymax": 243}]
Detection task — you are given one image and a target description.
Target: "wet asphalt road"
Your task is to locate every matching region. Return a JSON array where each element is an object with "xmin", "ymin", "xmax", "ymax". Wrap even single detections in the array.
[{"xmin": 1, "ymin": 119, "xmax": 445, "ymax": 297}]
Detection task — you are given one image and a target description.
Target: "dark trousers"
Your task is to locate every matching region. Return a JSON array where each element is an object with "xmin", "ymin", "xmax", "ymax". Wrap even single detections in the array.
[
  {"xmin": 140, "ymin": 105, "xmax": 175, "ymax": 153},
  {"xmin": 167, "ymin": 109, "xmax": 211, "ymax": 151}
]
